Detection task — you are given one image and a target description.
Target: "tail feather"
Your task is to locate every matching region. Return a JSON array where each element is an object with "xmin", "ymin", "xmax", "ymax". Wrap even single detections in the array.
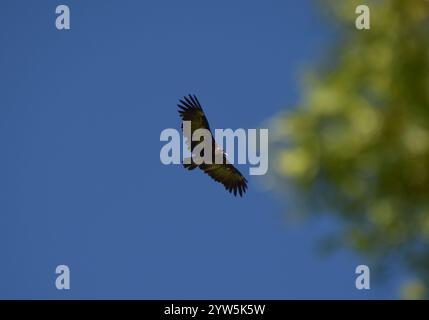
[{"xmin": 183, "ymin": 157, "xmax": 198, "ymax": 170}]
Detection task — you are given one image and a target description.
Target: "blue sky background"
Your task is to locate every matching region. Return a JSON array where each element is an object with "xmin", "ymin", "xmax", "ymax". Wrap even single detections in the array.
[{"xmin": 0, "ymin": 0, "xmax": 403, "ymax": 299}]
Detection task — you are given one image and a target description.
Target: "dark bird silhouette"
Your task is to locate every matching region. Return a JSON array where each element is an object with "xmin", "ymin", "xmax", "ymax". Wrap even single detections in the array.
[{"xmin": 177, "ymin": 94, "xmax": 248, "ymax": 197}]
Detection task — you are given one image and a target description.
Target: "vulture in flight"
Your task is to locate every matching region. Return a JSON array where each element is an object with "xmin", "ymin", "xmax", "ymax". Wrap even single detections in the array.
[{"xmin": 177, "ymin": 94, "xmax": 248, "ymax": 196}]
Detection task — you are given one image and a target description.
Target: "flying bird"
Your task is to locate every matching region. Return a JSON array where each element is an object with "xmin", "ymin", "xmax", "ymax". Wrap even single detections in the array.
[{"xmin": 177, "ymin": 94, "xmax": 248, "ymax": 197}]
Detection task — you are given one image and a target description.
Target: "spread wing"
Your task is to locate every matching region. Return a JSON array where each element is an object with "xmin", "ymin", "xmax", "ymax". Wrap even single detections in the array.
[
  {"xmin": 200, "ymin": 156, "xmax": 248, "ymax": 197},
  {"xmin": 177, "ymin": 94, "xmax": 212, "ymax": 152}
]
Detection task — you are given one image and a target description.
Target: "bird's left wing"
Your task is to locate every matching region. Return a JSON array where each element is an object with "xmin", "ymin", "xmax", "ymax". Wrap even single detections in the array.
[{"xmin": 200, "ymin": 160, "xmax": 248, "ymax": 197}]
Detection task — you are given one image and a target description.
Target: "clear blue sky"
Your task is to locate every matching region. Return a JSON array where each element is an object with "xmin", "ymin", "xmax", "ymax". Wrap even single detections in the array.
[{"xmin": 0, "ymin": 0, "xmax": 403, "ymax": 299}]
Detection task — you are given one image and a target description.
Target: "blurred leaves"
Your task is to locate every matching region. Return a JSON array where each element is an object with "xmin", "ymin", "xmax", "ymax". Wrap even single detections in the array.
[
  {"xmin": 270, "ymin": 0, "xmax": 429, "ymax": 298},
  {"xmin": 401, "ymin": 280, "xmax": 427, "ymax": 300}
]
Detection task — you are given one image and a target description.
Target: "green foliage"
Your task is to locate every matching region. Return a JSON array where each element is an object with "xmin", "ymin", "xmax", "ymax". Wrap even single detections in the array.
[{"xmin": 271, "ymin": 0, "xmax": 429, "ymax": 297}]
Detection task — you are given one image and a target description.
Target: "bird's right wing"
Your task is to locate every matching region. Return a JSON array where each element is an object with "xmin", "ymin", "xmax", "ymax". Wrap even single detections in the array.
[{"xmin": 177, "ymin": 95, "xmax": 212, "ymax": 152}]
